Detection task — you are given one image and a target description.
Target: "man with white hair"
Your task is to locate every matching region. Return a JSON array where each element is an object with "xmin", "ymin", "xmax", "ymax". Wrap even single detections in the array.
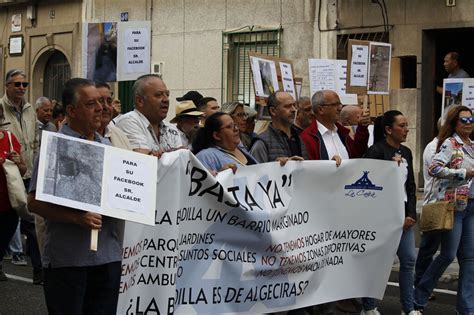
[{"xmin": 35, "ymin": 96, "xmax": 57, "ymax": 141}]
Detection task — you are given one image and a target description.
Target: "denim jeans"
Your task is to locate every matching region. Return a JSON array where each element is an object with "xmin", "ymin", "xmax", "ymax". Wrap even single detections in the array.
[
  {"xmin": 457, "ymin": 201, "xmax": 474, "ymax": 314},
  {"xmin": 363, "ymin": 227, "xmax": 417, "ymax": 313},
  {"xmin": 414, "ymin": 206, "xmax": 465, "ymax": 308},
  {"xmin": 8, "ymin": 222, "xmax": 23, "ymax": 254},
  {"xmin": 414, "ymin": 231, "xmax": 442, "ymax": 287}
]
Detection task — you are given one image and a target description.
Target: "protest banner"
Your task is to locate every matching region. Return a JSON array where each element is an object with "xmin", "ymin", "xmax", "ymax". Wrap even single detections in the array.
[
  {"xmin": 35, "ymin": 132, "xmax": 157, "ymax": 226},
  {"xmin": 367, "ymin": 42, "xmax": 392, "ymax": 95},
  {"xmin": 82, "ymin": 21, "xmax": 151, "ymax": 82},
  {"xmin": 249, "ymin": 52, "xmax": 297, "ymax": 107},
  {"xmin": 308, "ymin": 58, "xmax": 357, "ymax": 105},
  {"xmin": 346, "ymin": 39, "xmax": 369, "ymax": 95},
  {"xmin": 441, "ymin": 78, "xmax": 474, "ymax": 116},
  {"xmin": 117, "ymin": 150, "xmax": 405, "ymax": 314}
]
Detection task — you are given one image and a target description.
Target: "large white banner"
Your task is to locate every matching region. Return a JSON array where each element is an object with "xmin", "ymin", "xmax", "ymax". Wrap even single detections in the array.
[{"xmin": 118, "ymin": 150, "xmax": 405, "ymax": 314}]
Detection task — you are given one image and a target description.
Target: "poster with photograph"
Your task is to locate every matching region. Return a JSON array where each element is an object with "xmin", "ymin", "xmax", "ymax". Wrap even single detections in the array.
[
  {"xmin": 441, "ymin": 78, "xmax": 474, "ymax": 116},
  {"xmin": 250, "ymin": 56, "xmax": 280, "ymax": 97},
  {"xmin": 84, "ymin": 22, "xmax": 118, "ymax": 82},
  {"xmin": 308, "ymin": 59, "xmax": 357, "ymax": 105},
  {"xmin": 35, "ymin": 132, "xmax": 157, "ymax": 225},
  {"xmin": 367, "ymin": 42, "xmax": 392, "ymax": 95}
]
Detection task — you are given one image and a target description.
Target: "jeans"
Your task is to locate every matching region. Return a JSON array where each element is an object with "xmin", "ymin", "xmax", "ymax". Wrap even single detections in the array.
[
  {"xmin": 456, "ymin": 202, "xmax": 474, "ymax": 314},
  {"xmin": 8, "ymin": 222, "xmax": 24, "ymax": 254},
  {"xmin": 363, "ymin": 227, "xmax": 417, "ymax": 313},
  {"xmin": 414, "ymin": 206, "xmax": 465, "ymax": 308},
  {"xmin": 414, "ymin": 231, "xmax": 442, "ymax": 286}
]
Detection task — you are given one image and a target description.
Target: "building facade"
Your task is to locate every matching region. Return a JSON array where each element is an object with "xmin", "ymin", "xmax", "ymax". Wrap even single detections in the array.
[{"xmin": 2, "ymin": 0, "xmax": 474, "ymax": 182}]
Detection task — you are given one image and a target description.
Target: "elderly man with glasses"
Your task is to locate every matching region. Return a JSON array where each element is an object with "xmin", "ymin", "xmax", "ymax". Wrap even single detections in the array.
[
  {"xmin": 300, "ymin": 90, "xmax": 370, "ymax": 162},
  {"xmin": 0, "ymin": 69, "xmax": 43, "ymax": 284}
]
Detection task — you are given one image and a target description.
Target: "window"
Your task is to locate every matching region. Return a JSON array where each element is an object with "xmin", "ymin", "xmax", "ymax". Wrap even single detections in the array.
[{"xmin": 222, "ymin": 28, "xmax": 281, "ymax": 107}]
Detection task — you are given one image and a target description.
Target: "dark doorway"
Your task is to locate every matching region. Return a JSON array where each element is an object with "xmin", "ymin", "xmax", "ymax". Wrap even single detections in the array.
[{"xmin": 421, "ymin": 27, "xmax": 474, "ymax": 151}]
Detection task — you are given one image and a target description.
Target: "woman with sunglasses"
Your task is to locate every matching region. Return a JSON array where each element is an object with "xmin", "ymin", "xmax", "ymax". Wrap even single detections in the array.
[
  {"xmin": 361, "ymin": 110, "xmax": 419, "ymax": 315},
  {"xmin": 414, "ymin": 105, "xmax": 474, "ymax": 314},
  {"xmin": 192, "ymin": 112, "xmax": 257, "ymax": 174}
]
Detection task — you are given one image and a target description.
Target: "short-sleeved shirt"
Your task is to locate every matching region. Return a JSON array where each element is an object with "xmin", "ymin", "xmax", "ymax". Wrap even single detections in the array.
[
  {"xmin": 0, "ymin": 131, "xmax": 21, "ymax": 212},
  {"xmin": 115, "ymin": 109, "xmax": 182, "ymax": 152},
  {"xmin": 449, "ymin": 68, "xmax": 470, "ymax": 78},
  {"xmin": 29, "ymin": 124, "xmax": 122, "ymax": 268}
]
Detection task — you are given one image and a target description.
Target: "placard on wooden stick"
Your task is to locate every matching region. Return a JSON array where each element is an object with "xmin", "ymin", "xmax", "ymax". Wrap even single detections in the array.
[
  {"xmin": 248, "ymin": 52, "xmax": 297, "ymax": 107},
  {"xmin": 346, "ymin": 39, "xmax": 370, "ymax": 95}
]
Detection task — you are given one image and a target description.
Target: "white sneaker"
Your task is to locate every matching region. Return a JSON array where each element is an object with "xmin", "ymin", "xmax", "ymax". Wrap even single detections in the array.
[
  {"xmin": 401, "ymin": 311, "xmax": 422, "ymax": 315},
  {"xmin": 361, "ymin": 308, "xmax": 381, "ymax": 315}
]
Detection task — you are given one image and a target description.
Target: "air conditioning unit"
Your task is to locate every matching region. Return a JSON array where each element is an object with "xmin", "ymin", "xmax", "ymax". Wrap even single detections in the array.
[{"xmin": 152, "ymin": 62, "xmax": 164, "ymax": 76}]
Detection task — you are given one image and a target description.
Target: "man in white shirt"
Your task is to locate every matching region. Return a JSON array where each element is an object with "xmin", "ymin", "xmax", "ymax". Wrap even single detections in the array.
[
  {"xmin": 115, "ymin": 74, "xmax": 182, "ymax": 157},
  {"xmin": 300, "ymin": 90, "xmax": 370, "ymax": 164}
]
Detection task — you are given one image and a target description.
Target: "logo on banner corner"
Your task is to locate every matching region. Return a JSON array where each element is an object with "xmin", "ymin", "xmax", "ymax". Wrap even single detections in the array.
[{"xmin": 344, "ymin": 171, "xmax": 382, "ymax": 198}]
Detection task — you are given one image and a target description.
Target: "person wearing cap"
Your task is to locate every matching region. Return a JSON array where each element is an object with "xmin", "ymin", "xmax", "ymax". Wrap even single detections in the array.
[
  {"xmin": 221, "ymin": 101, "xmax": 252, "ymax": 149},
  {"xmin": 171, "ymin": 101, "xmax": 203, "ymax": 149},
  {"xmin": 176, "ymin": 90, "xmax": 204, "ymax": 105},
  {"xmin": 115, "ymin": 74, "xmax": 182, "ymax": 157},
  {"xmin": 196, "ymin": 97, "xmax": 220, "ymax": 125},
  {"xmin": 250, "ymin": 91, "xmax": 308, "ymax": 164}
]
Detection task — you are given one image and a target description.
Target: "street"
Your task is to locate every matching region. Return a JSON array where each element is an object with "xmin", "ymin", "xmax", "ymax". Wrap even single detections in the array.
[{"xmin": 0, "ymin": 258, "xmax": 457, "ymax": 315}]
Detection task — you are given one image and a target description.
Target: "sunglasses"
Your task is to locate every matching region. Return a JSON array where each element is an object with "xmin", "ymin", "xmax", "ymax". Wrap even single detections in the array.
[
  {"xmin": 459, "ymin": 117, "xmax": 474, "ymax": 124},
  {"xmin": 8, "ymin": 82, "xmax": 29, "ymax": 88}
]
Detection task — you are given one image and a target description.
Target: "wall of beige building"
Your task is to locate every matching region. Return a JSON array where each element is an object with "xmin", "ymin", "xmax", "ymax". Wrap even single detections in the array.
[{"xmin": 0, "ymin": 1, "xmax": 83, "ymax": 101}]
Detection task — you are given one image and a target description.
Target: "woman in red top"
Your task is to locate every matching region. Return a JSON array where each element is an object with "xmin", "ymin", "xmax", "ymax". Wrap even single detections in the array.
[{"xmin": 0, "ymin": 105, "xmax": 26, "ymax": 281}]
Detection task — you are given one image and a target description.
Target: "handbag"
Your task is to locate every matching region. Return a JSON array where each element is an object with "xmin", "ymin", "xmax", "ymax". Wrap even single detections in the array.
[
  {"xmin": 420, "ymin": 179, "xmax": 454, "ymax": 232},
  {"xmin": 2, "ymin": 131, "xmax": 27, "ymax": 209},
  {"xmin": 420, "ymin": 200, "xmax": 454, "ymax": 232}
]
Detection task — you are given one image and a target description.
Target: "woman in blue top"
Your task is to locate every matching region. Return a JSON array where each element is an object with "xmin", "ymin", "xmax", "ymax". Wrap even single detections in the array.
[{"xmin": 192, "ymin": 112, "xmax": 258, "ymax": 173}]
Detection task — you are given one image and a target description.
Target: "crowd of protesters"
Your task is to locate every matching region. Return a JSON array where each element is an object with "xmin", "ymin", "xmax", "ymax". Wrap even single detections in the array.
[{"xmin": 0, "ymin": 61, "xmax": 473, "ymax": 315}]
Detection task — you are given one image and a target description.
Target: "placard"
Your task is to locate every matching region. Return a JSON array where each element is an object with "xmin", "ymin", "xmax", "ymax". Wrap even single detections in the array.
[
  {"xmin": 367, "ymin": 42, "xmax": 392, "ymax": 95},
  {"xmin": 35, "ymin": 132, "xmax": 157, "ymax": 225},
  {"xmin": 308, "ymin": 59, "xmax": 357, "ymax": 104},
  {"xmin": 346, "ymin": 39, "xmax": 370, "ymax": 95},
  {"xmin": 442, "ymin": 78, "xmax": 474, "ymax": 116}
]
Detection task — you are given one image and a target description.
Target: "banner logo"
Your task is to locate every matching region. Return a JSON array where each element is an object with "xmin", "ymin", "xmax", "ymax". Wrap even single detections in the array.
[{"xmin": 344, "ymin": 171, "xmax": 382, "ymax": 198}]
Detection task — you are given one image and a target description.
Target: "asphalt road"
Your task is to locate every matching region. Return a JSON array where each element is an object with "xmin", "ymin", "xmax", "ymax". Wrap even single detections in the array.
[{"xmin": 0, "ymin": 258, "xmax": 457, "ymax": 315}]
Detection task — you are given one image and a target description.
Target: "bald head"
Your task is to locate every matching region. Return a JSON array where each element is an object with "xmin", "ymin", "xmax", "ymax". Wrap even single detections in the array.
[{"xmin": 340, "ymin": 105, "xmax": 362, "ymax": 126}]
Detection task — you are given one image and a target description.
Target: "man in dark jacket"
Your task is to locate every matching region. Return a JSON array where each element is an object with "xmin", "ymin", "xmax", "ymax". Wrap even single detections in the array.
[{"xmin": 250, "ymin": 91, "xmax": 308, "ymax": 163}]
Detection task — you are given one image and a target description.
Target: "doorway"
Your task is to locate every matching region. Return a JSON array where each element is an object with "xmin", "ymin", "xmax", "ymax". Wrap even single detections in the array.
[
  {"xmin": 421, "ymin": 28, "xmax": 474, "ymax": 151},
  {"xmin": 43, "ymin": 51, "xmax": 71, "ymax": 102}
]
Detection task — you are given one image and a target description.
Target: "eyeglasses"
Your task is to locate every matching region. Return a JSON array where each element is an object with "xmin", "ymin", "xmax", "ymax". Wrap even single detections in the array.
[
  {"xmin": 8, "ymin": 82, "xmax": 29, "ymax": 88},
  {"xmin": 321, "ymin": 102, "xmax": 342, "ymax": 107},
  {"xmin": 232, "ymin": 112, "xmax": 248, "ymax": 118},
  {"xmin": 459, "ymin": 117, "xmax": 474, "ymax": 124},
  {"xmin": 220, "ymin": 123, "xmax": 239, "ymax": 131}
]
